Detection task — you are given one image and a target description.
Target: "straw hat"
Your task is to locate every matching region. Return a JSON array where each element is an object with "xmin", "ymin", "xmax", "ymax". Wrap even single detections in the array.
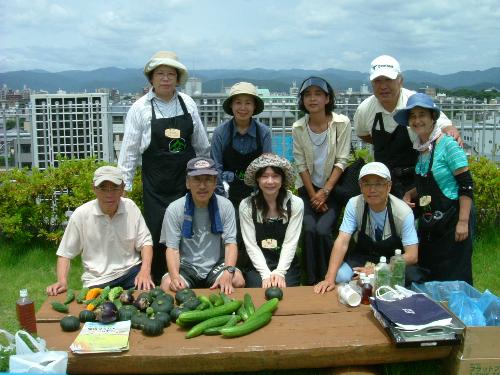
[
  {"xmin": 222, "ymin": 82, "xmax": 264, "ymax": 116},
  {"xmin": 244, "ymin": 153, "xmax": 295, "ymax": 190},
  {"xmin": 143, "ymin": 51, "xmax": 189, "ymax": 85}
]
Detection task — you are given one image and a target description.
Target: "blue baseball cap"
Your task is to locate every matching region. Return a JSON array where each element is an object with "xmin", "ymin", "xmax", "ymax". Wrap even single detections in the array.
[
  {"xmin": 299, "ymin": 77, "xmax": 329, "ymax": 95},
  {"xmin": 393, "ymin": 93, "xmax": 441, "ymax": 126}
]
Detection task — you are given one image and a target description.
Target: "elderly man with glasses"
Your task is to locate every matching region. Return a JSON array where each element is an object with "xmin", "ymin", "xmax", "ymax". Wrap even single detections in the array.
[
  {"xmin": 159, "ymin": 157, "xmax": 245, "ymax": 294},
  {"xmin": 46, "ymin": 166, "xmax": 155, "ymax": 295},
  {"xmin": 314, "ymin": 162, "xmax": 420, "ymax": 294}
]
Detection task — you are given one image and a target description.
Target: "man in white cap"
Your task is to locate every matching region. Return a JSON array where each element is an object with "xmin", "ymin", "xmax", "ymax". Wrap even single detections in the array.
[
  {"xmin": 118, "ymin": 51, "xmax": 210, "ymax": 284},
  {"xmin": 314, "ymin": 162, "xmax": 419, "ymax": 294},
  {"xmin": 353, "ymin": 55, "xmax": 461, "ymax": 198},
  {"xmin": 160, "ymin": 157, "xmax": 245, "ymax": 294},
  {"xmin": 46, "ymin": 166, "xmax": 155, "ymax": 295}
]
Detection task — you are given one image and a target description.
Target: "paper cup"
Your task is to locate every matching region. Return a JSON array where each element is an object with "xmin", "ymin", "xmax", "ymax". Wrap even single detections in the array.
[{"xmin": 339, "ymin": 284, "xmax": 361, "ymax": 307}]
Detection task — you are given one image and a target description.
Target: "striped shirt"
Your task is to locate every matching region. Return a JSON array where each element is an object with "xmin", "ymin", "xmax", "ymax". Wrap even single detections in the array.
[
  {"xmin": 118, "ymin": 88, "xmax": 210, "ymax": 191},
  {"xmin": 416, "ymin": 135, "xmax": 468, "ymax": 199}
]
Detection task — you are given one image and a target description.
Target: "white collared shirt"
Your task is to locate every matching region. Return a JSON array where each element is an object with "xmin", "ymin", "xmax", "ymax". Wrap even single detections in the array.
[
  {"xmin": 354, "ymin": 88, "xmax": 452, "ymax": 142},
  {"xmin": 118, "ymin": 88, "xmax": 210, "ymax": 190},
  {"xmin": 56, "ymin": 198, "xmax": 153, "ymax": 287}
]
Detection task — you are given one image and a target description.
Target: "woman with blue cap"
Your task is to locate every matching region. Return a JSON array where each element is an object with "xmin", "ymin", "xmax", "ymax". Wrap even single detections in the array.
[
  {"xmin": 292, "ymin": 76, "xmax": 351, "ymax": 285},
  {"xmin": 394, "ymin": 93, "xmax": 473, "ymax": 284}
]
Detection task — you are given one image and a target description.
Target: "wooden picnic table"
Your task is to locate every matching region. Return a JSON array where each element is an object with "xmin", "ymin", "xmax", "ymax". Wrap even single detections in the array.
[{"xmin": 37, "ymin": 287, "xmax": 454, "ymax": 374}]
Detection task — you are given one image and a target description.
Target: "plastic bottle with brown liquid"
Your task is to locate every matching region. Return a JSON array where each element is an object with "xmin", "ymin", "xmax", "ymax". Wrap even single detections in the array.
[{"xmin": 16, "ymin": 289, "xmax": 37, "ymax": 334}]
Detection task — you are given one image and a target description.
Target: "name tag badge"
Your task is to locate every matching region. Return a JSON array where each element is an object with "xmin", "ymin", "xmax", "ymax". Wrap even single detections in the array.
[
  {"xmin": 165, "ymin": 128, "xmax": 181, "ymax": 139},
  {"xmin": 261, "ymin": 238, "xmax": 278, "ymax": 249}
]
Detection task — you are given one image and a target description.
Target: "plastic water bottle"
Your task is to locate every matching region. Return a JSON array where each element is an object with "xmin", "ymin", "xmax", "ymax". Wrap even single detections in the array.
[
  {"xmin": 375, "ymin": 256, "xmax": 391, "ymax": 290},
  {"xmin": 16, "ymin": 289, "xmax": 37, "ymax": 334},
  {"xmin": 390, "ymin": 249, "xmax": 406, "ymax": 287}
]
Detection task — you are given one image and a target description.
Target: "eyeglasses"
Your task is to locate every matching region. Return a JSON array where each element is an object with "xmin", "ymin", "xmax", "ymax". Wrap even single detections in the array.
[
  {"xmin": 153, "ymin": 71, "xmax": 177, "ymax": 81},
  {"xmin": 189, "ymin": 177, "xmax": 216, "ymax": 186},
  {"xmin": 95, "ymin": 186, "xmax": 122, "ymax": 193},
  {"xmin": 360, "ymin": 182, "xmax": 388, "ymax": 190}
]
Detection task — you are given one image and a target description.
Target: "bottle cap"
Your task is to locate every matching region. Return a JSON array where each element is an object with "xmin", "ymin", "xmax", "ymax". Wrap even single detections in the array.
[
  {"xmin": 395, "ymin": 249, "xmax": 402, "ymax": 255},
  {"xmin": 20, "ymin": 289, "xmax": 28, "ymax": 298},
  {"xmin": 380, "ymin": 256, "xmax": 387, "ymax": 263}
]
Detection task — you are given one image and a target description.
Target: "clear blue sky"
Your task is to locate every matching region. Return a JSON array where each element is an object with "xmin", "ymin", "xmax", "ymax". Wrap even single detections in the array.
[{"xmin": 1, "ymin": 0, "xmax": 499, "ymax": 74}]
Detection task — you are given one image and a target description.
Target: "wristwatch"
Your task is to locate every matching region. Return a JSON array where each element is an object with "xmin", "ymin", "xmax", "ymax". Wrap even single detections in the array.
[
  {"xmin": 322, "ymin": 187, "xmax": 330, "ymax": 196},
  {"xmin": 224, "ymin": 266, "xmax": 236, "ymax": 274}
]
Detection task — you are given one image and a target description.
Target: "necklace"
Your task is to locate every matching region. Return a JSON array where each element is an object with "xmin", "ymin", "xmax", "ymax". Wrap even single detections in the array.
[{"xmin": 307, "ymin": 121, "xmax": 328, "ymax": 147}]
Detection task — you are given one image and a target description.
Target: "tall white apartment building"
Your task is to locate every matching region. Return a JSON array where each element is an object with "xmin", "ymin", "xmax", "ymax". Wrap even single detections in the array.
[{"xmin": 31, "ymin": 93, "xmax": 112, "ymax": 169}]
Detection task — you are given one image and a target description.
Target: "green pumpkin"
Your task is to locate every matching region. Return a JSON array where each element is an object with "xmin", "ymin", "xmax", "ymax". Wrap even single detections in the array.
[
  {"xmin": 149, "ymin": 287, "xmax": 165, "ymax": 299},
  {"xmin": 151, "ymin": 299, "xmax": 174, "ymax": 314},
  {"xmin": 60, "ymin": 315, "xmax": 80, "ymax": 332},
  {"xmin": 175, "ymin": 288, "xmax": 196, "ymax": 305},
  {"xmin": 155, "ymin": 293, "xmax": 174, "ymax": 305},
  {"xmin": 78, "ymin": 309, "xmax": 96, "ymax": 323},
  {"xmin": 118, "ymin": 305, "xmax": 138, "ymax": 321},
  {"xmin": 131, "ymin": 312, "xmax": 148, "ymax": 330},
  {"xmin": 170, "ymin": 306, "xmax": 188, "ymax": 322},
  {"xmin": 155, "ymin": 311, "xmax": 171, "ymax": 327},
  {"xmin": 265, "ymin": 286, "xmax": 284, "ymax": 301},
  {"xmin": 181, "ymin": 296, "xmax": 201, "ymax": 311},
  {"xmin": 142, "ymin": 317, "xmax": 164, "ymax": 336}
]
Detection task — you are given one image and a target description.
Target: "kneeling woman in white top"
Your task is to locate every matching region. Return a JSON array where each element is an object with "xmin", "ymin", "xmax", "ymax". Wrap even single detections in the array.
[{"xmin": 239, "ymin": 154, "xmax": 304, "ymax": 288}]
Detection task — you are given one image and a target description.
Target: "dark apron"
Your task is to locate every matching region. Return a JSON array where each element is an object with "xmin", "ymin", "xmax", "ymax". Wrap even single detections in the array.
[
  {"xmin": 347, "ymin": 199, "xmax": 403, "ymax": 267},
  {"xmin": 372, "ymin": 113, "xmax": 418, "ymax": 198},
  {"xmin": 222, "ymin": 120, "xmax": 263, "ymax": 207},
  {"xmin": 142, "ymin": 95, "xmax": 196, "ymax": 283},
  {"xmin": 250, "ymin": 199, "xmax": 301, "ymax": 286},
  {"xmin": 416, "ymin": 141, "xmax": 473, "ymax": 284}
]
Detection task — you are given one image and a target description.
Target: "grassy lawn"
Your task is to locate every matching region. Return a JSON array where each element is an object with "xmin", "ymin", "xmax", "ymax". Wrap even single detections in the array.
[{"xmin": 0, "ymin": 227, "xmax": 498, "ymax": 374}]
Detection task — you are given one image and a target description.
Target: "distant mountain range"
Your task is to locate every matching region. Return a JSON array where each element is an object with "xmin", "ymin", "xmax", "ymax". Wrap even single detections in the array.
[{"xmin": 1, "ymin": 67, "xmax": 499, "ymax": 93}]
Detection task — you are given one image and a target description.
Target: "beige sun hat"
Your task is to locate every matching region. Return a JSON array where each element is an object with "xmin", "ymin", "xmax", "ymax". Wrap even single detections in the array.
[
  {"xmin": 143, "ymin": 51, "xmax": 189, "ymax": 85},
  {"xmin": 222, "ymin": 82, "xmax": 265, "ymax": 116},
  {"xmin": 244, "ymin": 153, "xmax": 295, "ymax": 190}
]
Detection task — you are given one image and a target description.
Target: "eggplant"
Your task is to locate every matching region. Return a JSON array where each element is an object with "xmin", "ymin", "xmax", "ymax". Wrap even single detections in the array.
[
  {"xmin": 133, "ymin": 296, "xmax": 150, "ymax": 311},
  {"xmin": 119, "ymin": 290, "xmax": 135, "ymax": 305},
  {"xmin": 95, "ymin": 301, "xmax": 118, "ymax": 324}
]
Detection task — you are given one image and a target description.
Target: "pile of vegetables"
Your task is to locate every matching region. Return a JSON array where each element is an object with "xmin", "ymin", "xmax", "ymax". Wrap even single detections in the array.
[
  {"xmin": 173, "ymin": 289, "xmax": 280, "ymax": 339},
  {"xmin": 52, "ymin": 286, "xmax": 281, "ymax": 338}
]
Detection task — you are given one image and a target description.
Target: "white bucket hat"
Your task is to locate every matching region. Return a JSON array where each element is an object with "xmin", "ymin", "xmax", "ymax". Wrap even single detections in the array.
[
  {"xmin": 144, "ymin": 51, "xmax": 189, "ymax": 85},
  {"xmin": 244, "ymin": 153, "xmax": 295, "ymax": 190},
  {"xmin": 222, "ymin": 82, "xmax": 265, "ymax": 116}
]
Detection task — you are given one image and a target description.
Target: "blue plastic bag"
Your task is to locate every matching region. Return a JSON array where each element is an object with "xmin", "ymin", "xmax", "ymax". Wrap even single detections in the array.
[
  {"xmin": 411, "ymin": 280, "xmax": 481, "ymax": 302},
  {"xmin": 479, "ymin": 290, "xmax": 500, "ymax": 326},
  {"xmin": 449, "ymin": 290, "xmax": 486, "ymax": 326}
]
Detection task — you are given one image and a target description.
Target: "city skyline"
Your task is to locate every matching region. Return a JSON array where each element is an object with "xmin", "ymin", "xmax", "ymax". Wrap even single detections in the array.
[{"xmin": 1, "ymin": 0, "xmax": 499, "ymax": 75}]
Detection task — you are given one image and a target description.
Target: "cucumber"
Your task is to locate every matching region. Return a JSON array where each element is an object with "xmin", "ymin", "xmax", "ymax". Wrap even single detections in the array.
[
  {"xmin": 178, "ymin": 300, "xmax": 242, "ymax": 323},
  {"xmin": 63, "ymin": 289, "xmax": 75, "ymax": 305},
  {"xmin": 198, "ymin": 295, "xmax": 213, "ymax": 308},
  {"xmin": 76, "ymin": 288, "xmax": 89, "ymax": 304},
  {"xmin": 237, "ymin": 304, "xmax": 249, "ymax": 321},
  {"xmin": 209, "ymin": 293, "xmax": 224, "ymax": 307},
  {"xmin": 219, "ymin": 292, "xmax": 232, "ymax": 304},
  {"xmin": 185, "ymin": 315, "xmax": 234, "ymax": 339},
  {"xmin": 243, "ymin": 293, "xmax": 255, "ymax": 316},
  {"xmin": 51, "ymin": 301, "xmax": 69, "ymax": 313},
  {"xmin": 220, "ymin": 312, "xmax": 272, "ymax": 338},
  {"xmin": 252, "ymin": 298, "xmax": 279, "ymax": 318},
  {"xmin": 204, "ymin": 315, "xmax": 241, "ymax": 335}
]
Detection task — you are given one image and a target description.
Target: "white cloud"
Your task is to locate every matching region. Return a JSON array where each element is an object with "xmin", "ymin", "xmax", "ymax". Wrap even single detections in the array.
[{"xmin": 0, "ymin": 0, "xmax": 499, "ymax": 73}]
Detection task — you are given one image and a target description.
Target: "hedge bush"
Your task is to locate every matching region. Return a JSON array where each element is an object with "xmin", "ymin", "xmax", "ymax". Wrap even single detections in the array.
[{"xmin": 0, "ymin": 155, "xmax": 498, "ymax": 243}]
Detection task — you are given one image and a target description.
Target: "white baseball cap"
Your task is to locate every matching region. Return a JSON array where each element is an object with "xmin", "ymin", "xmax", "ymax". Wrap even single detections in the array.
[
  {"xmin": 370, "ymin": 55, "xmax": 401, "ymax": 81},
  {"xmin": 93, "ymin": 166, "xmax": 124, "ymax": 186},
  {"xmin": 358, "ymin": 162, "xmax": 391, "ymax": 181}
]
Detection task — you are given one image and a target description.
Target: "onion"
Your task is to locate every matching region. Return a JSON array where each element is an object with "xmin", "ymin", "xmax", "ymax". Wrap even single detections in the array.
[{"xmin": 95, "ymin": 301, "xmax": 118, "ymax": 324}]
